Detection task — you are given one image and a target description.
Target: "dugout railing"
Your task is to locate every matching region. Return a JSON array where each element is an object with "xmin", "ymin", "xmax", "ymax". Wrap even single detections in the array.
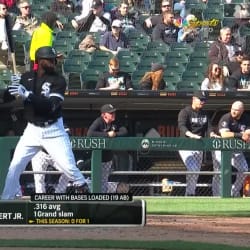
[{"xmin": 0, "ymin": 136, "xmax": 249, "ymax": 198}]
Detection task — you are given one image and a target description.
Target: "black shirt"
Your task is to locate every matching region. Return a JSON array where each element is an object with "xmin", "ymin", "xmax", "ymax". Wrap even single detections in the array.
[
  {"xmin": 87, "ymin": 116, "xmax": 128, "ymax": 162},
  {"xmin": 218, "ymin": 112, "xmax": 250, "ymax": 133},
  {"xmin": 178, "ymin": 105, "xmax": 212, "ymax": 137},
  {"xmin": 96, "ymin": 71, "xmax": 133, "ymax": 90},
  {"xmin": 228, "ymin": 69, "xmax": 250, "ymax": 90},
  {"xmin": 152, "ymin": 22, "xmax": 179, "ymax": 45},
  {"xmin": 20, "ymin": 71, "xmax": 66, "ymax": 123}
]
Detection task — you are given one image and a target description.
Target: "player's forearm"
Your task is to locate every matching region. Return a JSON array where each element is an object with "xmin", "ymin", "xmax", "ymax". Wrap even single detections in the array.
[{"xmin": 220, "ymin": 131, "xmax": 240, "ymax": 138}]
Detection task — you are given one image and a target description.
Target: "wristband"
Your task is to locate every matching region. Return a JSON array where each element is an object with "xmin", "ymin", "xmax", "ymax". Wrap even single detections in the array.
[{"xmin": 234, "ymin": 132, "xmax": 242, "ymax": 138}]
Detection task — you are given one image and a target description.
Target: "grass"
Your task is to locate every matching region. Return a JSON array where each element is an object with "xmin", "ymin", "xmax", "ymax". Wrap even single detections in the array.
[
  {"xmin": 0, "ymin": 239, "xmax": 250, "ymax": 250},
  {"xmin": 144, "ymin": 197, "xmax": 250, "ymax": 216}
]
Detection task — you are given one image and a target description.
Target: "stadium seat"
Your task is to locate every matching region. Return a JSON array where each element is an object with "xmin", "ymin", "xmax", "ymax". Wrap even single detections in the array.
[
  {"xmin": 52, "ymin": 39, "xmax": 75, "ymax": 57},
  {"xmin": 189, "ymin": 50, "xmax": 209, "ymax": 63},
  {"xmin": 186, "ymin": 61, "xmax": 208, "ymax": 73},
  {"xmin": 0, "ymin": 69, "xmax": 12, "ymax": 87},
  {"xmin": 177, "ymin": 80, "xmax": 201, "ymax": 91},
  {"xmin": 147, "ymin": 41, "xmax": 170, "ymax": 56},
  {"xmin": 164, "ymin": 73, "xmax": 181, "ymax": 86},
  {"xmin": 181, "ymin": 70, "xmax": 204, "ymax": 82},
  {"xmin": 62, "ymin": 57, "xmax": 88, "ymax": 84},
  {"xmin": 131, "ymin": 70, "xmax": 146, "ymax": 89},
  {"xmin": 165, "ymin": 51, "xmax": 189, "ymax": 65},
  {"xmin": 170, "ymin": 43, "xmax": 194, "ymax": 56},
  {"xmin": 67, "ymin": 49, "xmax": 92, "ymax": 63},
  {"xmin": 12, "ymin": 30, "xmax": 31, "ymax": 66},
  {"xmin": 119, "ymin": 60, "xmax": 137, "ymax": 74},
  {"xmin": 117, "ymin": 50, "xmax": 140, "ymax": 65},
  {"xmin": 80, "ymin": 69, "xmax": 101, "ymax": 89},
  {"xmin": 67, "ymin": 72, "xmax": 82, "ymax": 90},
  {"xmin": 140, "ymin": 51, "xmax": 165, "ymax": 63},
  {"xmin": 165, "ymin": 63, "xmax": 186, "ymax": 75}
]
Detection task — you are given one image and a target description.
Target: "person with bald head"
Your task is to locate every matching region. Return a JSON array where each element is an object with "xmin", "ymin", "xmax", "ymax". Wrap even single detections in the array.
[{"xmin": 212, "ymin": 101, "xmax": 250, "ymax": 197}]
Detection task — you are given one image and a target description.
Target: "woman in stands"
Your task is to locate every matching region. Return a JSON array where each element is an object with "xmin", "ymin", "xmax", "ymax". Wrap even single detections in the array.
[
  {"xmin": 200, "ymin": 63, "xmax": 227, "ymax": 91},
  {"xmin": 139, "ymin": 63, "xmax": 166, "ymax": 90}
]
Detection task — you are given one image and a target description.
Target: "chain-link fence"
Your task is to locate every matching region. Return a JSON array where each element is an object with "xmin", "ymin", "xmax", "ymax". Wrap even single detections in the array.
[{"xmin": 19, "ymin": 148, "xmax": 250, "ymax": 197}]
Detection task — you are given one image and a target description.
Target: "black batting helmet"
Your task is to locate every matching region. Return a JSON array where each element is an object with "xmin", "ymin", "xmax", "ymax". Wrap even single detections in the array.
[{"xmin": 35, "ymin": 46, "xmax": 57, "ymax": 61}]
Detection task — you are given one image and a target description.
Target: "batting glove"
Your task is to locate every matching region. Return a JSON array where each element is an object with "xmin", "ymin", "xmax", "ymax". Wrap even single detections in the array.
[
  {"xmin": 8, "ymin": 83, "xmax": 31, "ymax": 100},
  {"xmin": 10, "ymin": 74, "xmax": 21, "ymax": 85}
]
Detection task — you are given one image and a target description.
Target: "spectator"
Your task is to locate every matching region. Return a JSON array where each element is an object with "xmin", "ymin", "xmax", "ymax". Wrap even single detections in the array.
[
  {"xmin": 72, "ymin": 0, "xmax": 111, "ymax": 33},
  {"xmin": 50, "ymin": 0, "xmax": 75, "ymax": 17},
  {"xmin": 177, "ymin": 14, "xmax": 201, "ymax": 44},
  {"xmin": 178, "ymin": 91, "xmax": 219, "ymax": 196},
  {"xmin": 29, "ymin": 11, "xmax": 58, "ymax": 69},
  {"xmin": 201, "ymin": 63, "xmax": 226, "ymax": 91},
  {"xmin": 96, "ymin": 57, "xmax": 133, "ymax": 90},
  {"xmin": 78, "ymin": 34, "xmax": 98, "ymax": 52},
  {"xmin": 152, "ymin": 11, "xmax": 179, "ymax": 45},
  {"xmin": 208, "ymin": 27, "xmax": 241, "ymax": 76},
  {"xmin": 174, "ymin": 0, "xmax": 186, "ymax": 18},
  {"xmin": 228, "ymin": 50, "xmax": 245, "ymax": 74},
  {"xmin": 212, "ymin": 101, "xmax": 250, "ymax": 197},
  {"xmin": 99, "ymin": 19, "xmax": 129, "ymax": 56},
  {"xmin": 72, "ymin": 0, "xmax": 94, "ymax": 24},
  {"xmin": 12, "ymin": 0, "xmax": 38, "ymax": 35},
  {"xmin": 111, "ymin": 0, "xmax": 136, "ymax": 35},
  {"xmin": 139, "ymin": 63, "xmax": 166, "ymax": 90},
  {"xmin": 228, "ymin": 56, "xmax": 250, "ymax": 90},
  {"xmin": 0, "ymin": 1, "xmax": 14, "ymax": 69},
  {"xmin": 87, "ymin": 103, "xmax": 128, "ymax": 193},
  {"xmin": 143, "ymin": 0, "xmax": 172, "ymax": 29}
]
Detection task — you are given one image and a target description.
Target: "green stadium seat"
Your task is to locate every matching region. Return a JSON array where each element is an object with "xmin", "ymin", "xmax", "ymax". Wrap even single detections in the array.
[
  {"xmin": 147, "ymin": 41, "xmax": 170, "ymax": 56},
  {"xmin": 131, "ymin": 70, "xmax": 146, "ymax": 89},
  {"xmin": 177, "ymin": 80, "xmax": 201, "ymax": 91},
  {"xmin": 186, "ymin": 61, "xmax": 208, "ymax": 73},
  {"xmin": 117, "ymin": 51, "xmax": 140, "ymax": 65},
  {"xmin": 170, "ymin": 43, "xmax": 194, "ymax": 56},
  {"xmin": 80, "ymin": 69, "xmax": 101, "ymax": 89},
  {"xmin": 67, "ymin": 72, "xmax": 82, "ymax": 90},
  {"xmin": 166, "ymin": 51, "xmax": 189, "ymax": 64}
]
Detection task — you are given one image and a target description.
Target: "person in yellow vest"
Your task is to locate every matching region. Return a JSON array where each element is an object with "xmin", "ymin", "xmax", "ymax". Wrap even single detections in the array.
[{"xmin": 29, "ymin": 11, "xmax": 57, "ymax": 70}]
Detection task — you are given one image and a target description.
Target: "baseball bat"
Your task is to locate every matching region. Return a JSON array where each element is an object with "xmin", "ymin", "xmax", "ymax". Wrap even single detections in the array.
[{"xmin": 11, "ymin": 52, "xmax": 17, "ymax": 75}]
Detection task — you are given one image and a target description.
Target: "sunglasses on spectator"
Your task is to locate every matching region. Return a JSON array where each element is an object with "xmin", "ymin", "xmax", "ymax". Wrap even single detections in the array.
[
  {"xmin": 112, "ymin": 26, "xmax": 121, "ymax": 29},
  {"xmin": 162, "ymin": 4, "xmax": 170, "ymax": 7},
  {"xmin": 214, "ymin": 67, "xmax": 221, "ymax": 71},
  {"xmin": 110, "ymin": 65, "xmax": 119, "ymax": 71},
  {"xmin": 21, "ymin": 6, "xmax": 31, "ymax": 9}
]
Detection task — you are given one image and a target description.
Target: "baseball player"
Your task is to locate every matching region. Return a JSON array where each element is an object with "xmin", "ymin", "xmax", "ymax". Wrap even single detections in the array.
[
  {"xmin": 87, "ymin": 104, "xmax": 128, "ymax": 193},
  {"xmin": 178, "ymin": 91, "xmax": 219, "ymax": 196},
  {"xmin": 1, "ymin": 46, "xmax": 89, "ymax": 199},
  {"xmin": 212, "ymin": 101, "xmax": 250, "ymax": 197},
  {"xmin": 31, "ymin": 125, "xmax": 71, "ymax": 193}
]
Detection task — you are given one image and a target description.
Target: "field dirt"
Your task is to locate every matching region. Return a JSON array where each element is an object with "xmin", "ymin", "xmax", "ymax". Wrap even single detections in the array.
[{"xmin": 0, "ymin": 215, "xmax": 250, "ymax": 249}]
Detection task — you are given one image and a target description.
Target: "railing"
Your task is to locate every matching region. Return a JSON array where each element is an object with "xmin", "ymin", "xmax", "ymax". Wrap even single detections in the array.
[{"xmin": 0, "ymin": 136, "xmax": 249, "ymax": 197}]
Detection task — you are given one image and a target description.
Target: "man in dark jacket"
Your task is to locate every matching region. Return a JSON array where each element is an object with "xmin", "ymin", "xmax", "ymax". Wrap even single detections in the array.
[
  {"xmin": 152, "ymin": 11, "xmax": 178, "ymax": 45},
  {"xmin": 0, "ymin": 1, "xmax": 14, "ymax": 69},
  {"xmin": 228, "ymin": 56, "xmax": 250, "ymax": 90},
  {"xmin": 87, "ymin": 104, "xmax": 128, "ymax": 193},
  {"xmin": 208, "ymin": 27, "xmax": 240, "ymax": 76}
]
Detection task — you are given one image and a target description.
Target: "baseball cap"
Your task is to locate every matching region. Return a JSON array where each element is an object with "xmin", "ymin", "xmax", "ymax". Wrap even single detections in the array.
[
  {"xmin": 193, "ymin": 90, "xmax": 207, "ymax": 100},
  {"xmin": 35, "ymin": 46, "xmax": 57, "ymax": 60},
  {"xmin": 101, "ymin": 104, "xmax": 116, "ymax": 113},
  {"xmin": 151, "ymin": 63, "xmax": 164, "ymax": 72},
  {"xmin": 92, "ymin": 0, "xmax": 103, "ymax": 8},
  {"xmin": 112, "ymin": 19, "xmax": 122, "ymax": 28}
]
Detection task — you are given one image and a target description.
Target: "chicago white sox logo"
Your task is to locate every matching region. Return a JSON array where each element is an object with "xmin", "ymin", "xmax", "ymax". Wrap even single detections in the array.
[{"xmin": 41, "ymin": 82, "xmax": 51, "ymax": 97}]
